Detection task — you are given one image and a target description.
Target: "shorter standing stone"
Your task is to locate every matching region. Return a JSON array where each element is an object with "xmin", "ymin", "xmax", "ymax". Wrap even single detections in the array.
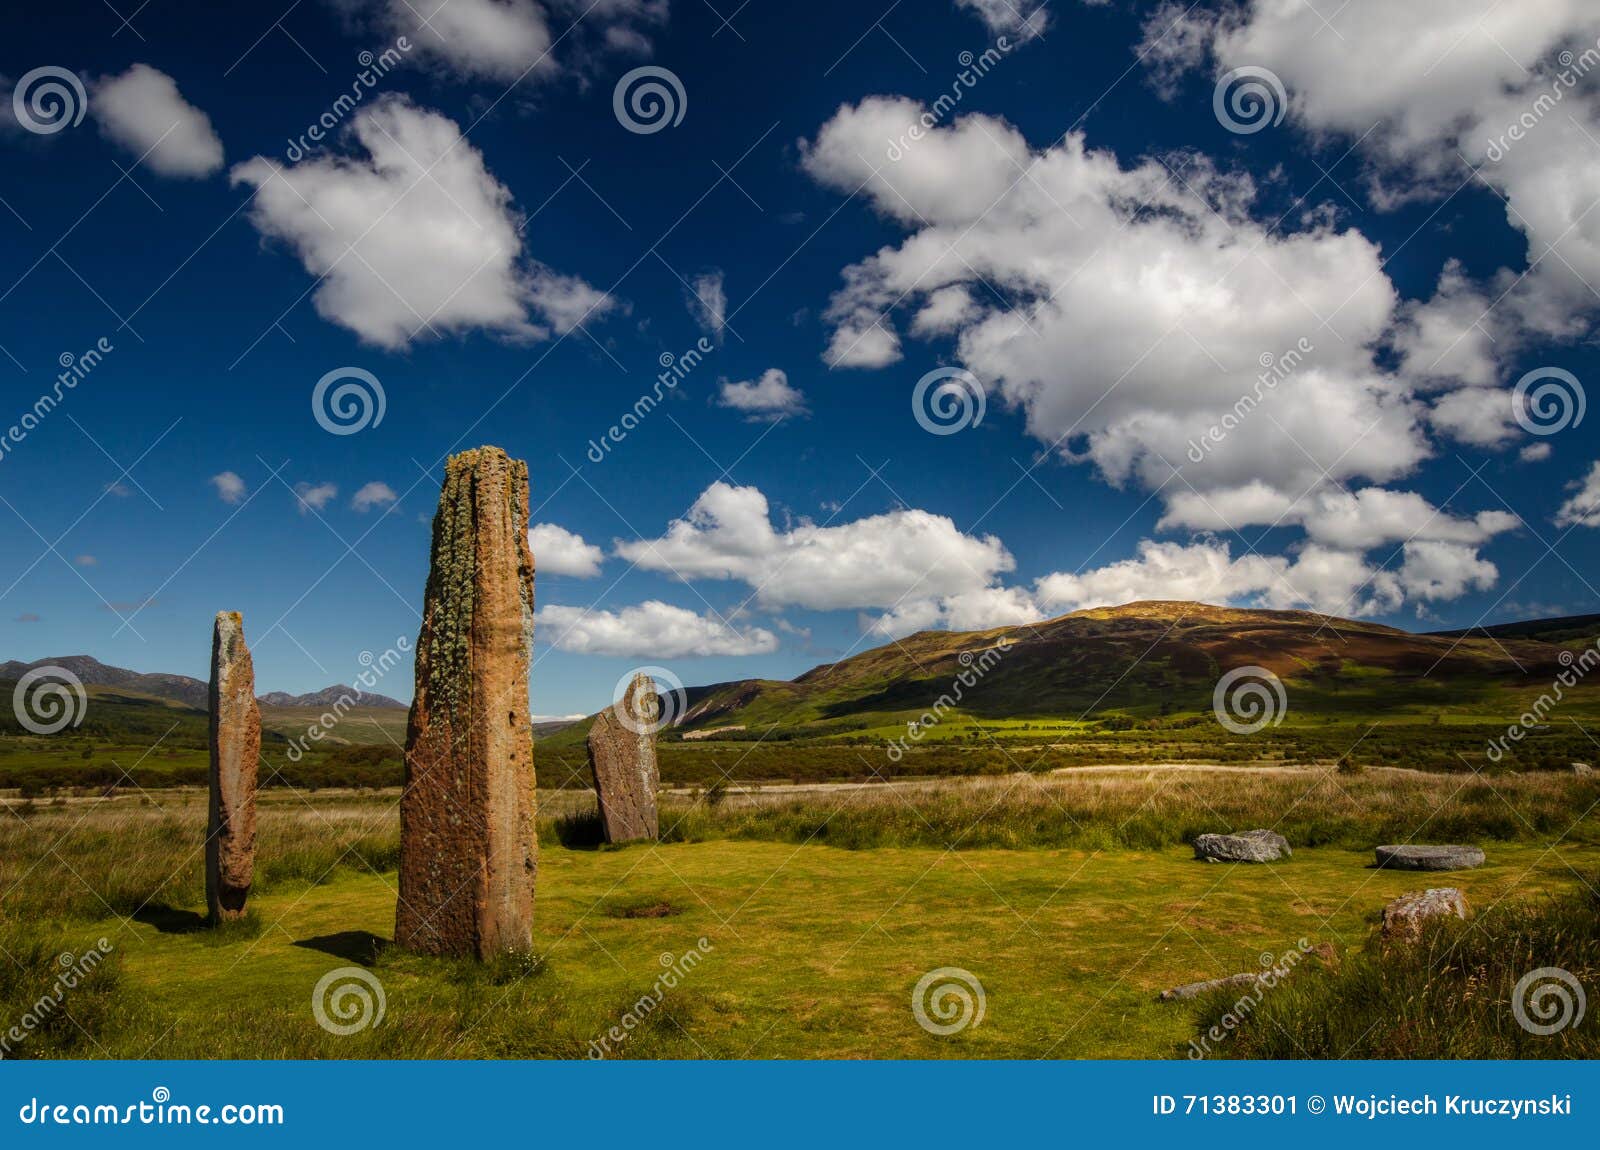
[
  {"xmin": 1193, "ymin": 829, "xmax": 1292, "ymax": 863},
  {"xmin": 207, "ymin": 611, "xmax": 260, "ymax": 922},
  {"xmin": 1572, "ymin": 762, "xmax": 1594, "ymax": 777},
  {"xmin": 1381, "ymin": 888, "xmax": 1470, "ymax": 944},
  {"xmin": 587, "ymin": 673, "xmax": 660, "ymax": 843},
  {"xmin": 1374, "ymin": 843, "xmax": 1485, "ymax": 871}
]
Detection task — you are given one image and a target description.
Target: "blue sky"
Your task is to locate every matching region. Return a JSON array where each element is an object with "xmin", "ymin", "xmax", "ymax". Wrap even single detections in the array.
[{"xmin": 3, "ymin": 0, "xmax": 1600, "ymax": 716}]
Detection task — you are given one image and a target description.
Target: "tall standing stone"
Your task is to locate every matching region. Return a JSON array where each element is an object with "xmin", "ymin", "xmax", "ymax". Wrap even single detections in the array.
[
  {"xmin": 207, "ymin": 611, "xmax": 260, "ymax": 923},
  {"xmin": 396, "ymin": 446, "xmax": 537, "ymax": 959},
  {"xmin": 587, "ymin": 673, "xmax": 660, "ymax": 843}
]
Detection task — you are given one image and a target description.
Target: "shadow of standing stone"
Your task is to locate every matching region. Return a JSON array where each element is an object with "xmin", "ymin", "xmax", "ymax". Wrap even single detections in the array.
[{"xmin": 396, "ymin": 446, "xmax": 537, "ymax": 960}]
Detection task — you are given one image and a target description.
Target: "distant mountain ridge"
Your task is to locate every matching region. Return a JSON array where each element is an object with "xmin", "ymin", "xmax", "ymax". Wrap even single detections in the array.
[
  {"xmin": 1428, "ymin": 613, "xmax": 1600, "ymax": 645},
  {"xmin": 0, "ymin": 656, "xmax": 407, "ymax": 711},
  {"xmin": 257, "ymin": 686, "xmax": 407, "ymax": 710},
  {"xmin": 542, "ymin": 599, "xmax": 1582, "ymax": 747}
]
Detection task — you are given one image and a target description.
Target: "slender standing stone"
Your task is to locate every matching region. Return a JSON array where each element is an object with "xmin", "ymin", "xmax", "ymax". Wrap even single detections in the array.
[
  {"xmin": 396, "ymin": 447, "xmax": 537, "ymax": 959},
  {"xmin": 587, "ymin": 673, "xmax": 661, "ymax": 843},
  {"xmin": 206, "ymin": 611, "xmax": 260, "ymax": 923}
]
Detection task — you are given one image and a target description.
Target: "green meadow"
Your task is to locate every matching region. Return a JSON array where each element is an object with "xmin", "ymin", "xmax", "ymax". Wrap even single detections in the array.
[{"xmin": 2, "ymin": 769, "xmax": 1596, "ymax": 1059}]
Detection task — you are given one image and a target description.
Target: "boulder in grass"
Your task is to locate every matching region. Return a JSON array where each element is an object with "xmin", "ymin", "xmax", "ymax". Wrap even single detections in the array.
[
  {"xmin": 1193, "ymin": 829, "xmax": 1292, "ymax": 863},
  {"xmin": 1381, "ymin": 888, "xmax": 1470, "ymax": 944},
  {"xmin": 1159, "ymin": 972, "xmax": 1262, "ymax": 1002},
  {"xmin": 1374, "ymin": 843, "xmax": 1485, "ymax": 871},
  {"xmin": 1573, "ymin": 762, "xmax": 1594, "ymax": 777}
]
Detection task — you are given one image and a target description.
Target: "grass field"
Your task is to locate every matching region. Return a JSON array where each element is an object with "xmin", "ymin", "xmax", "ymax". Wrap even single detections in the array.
[{"xmin": 2, "ymin": 767, "xmax": 1597, "ymax": 1059}]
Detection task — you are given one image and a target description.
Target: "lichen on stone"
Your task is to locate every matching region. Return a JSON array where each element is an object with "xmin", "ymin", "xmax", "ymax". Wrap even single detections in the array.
[{"xmin": 422, "ymin": 449, "xmax": 484, "ymax": 731}]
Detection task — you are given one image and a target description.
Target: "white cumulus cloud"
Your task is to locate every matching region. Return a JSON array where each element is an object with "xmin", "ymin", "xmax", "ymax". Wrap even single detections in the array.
[
  {"xmin": 351, "ymin": 481, "xmax": 398, "ymax": 512},
  {"xmin": 529, "ymin": 523, "xmax": 604, "ymax": 577},
  {"xmin": 615, "ymin": 481, "xmax": 1015, "ymax": 612},
  {"xmin": 1554, "ymin": 461, "xmax": 1600, "ymax": 528},
  {"xmin": 537, "ymin": 600, "xmax": 777, "ymax": 657},
  {"xmin": 93, "ymin": 64, "xmax": 224, "ymax": 178},
  {"xmin": 293, "ymin": 481, "xmax": 338, "ymax": 514},
  {"xmin": 231, "ymin": 97, "xmax": 612, "ymax": 350},
  {"xmin": 717, "ymin": 368, "xmax": 808, "ymax": 420},
  {"xmin": 209, "ymin": 471, "xmax": 246, "ymax": 504}
]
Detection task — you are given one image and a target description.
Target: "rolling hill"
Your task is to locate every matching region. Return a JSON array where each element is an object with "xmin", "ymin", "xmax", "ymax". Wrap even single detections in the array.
[{"xmin": 545, "ymin": 600, "xmax": 1582, "ymax": 747}]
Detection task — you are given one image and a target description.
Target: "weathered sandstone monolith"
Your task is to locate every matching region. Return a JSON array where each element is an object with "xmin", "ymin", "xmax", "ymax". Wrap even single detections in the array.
[
  {"xmin": 206, "ymin": 611, "xmax": 260, "ymax": 923},
  {"xmin": 396, "ymin": 447, "xmax": 537, "ymax": 959},
  {"xmin": 587, "ymin": 673, "xmax": 660, "ymax": 843}
]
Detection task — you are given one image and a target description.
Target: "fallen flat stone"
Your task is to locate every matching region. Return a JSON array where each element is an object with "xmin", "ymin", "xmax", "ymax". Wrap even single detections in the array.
[
  {"xmin": 1381, "ymin": 887, "xmax": 1470, "ymax": 944},
  {"xmin": 396, "ymin": 447, "xmax": 537, "ymax": 960},
  {"xmin": 1159, "ymin": 972, "xmax": 1262, "ymax": 1002},
  {"xmin": 587, "ymin": 672, "xmax": 660, "ymax": 843},
  {"xmin": 1193, "ymin": 828, "xmax": 1292, "ymax": 863},
  {"xmin": 1374, "ymin": 843, "xmax": 1485, "ymax": 871},
  {"xmin": 206, "ymin": 611, "xmax": 260, "ymax": 923}
]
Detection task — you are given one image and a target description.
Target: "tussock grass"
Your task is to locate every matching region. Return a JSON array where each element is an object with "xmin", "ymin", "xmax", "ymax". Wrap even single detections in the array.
[
  {"xmin": 4, "ymin": 769, "xmax": 1594, "ymax": 925},
  {"xmin": 653, "ymin": 768, "xmax": 1600, "ymax": 853},
  {"xmin": 1196, "ymin": 880, "xmax": 1600, "ymax": 1058}
]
